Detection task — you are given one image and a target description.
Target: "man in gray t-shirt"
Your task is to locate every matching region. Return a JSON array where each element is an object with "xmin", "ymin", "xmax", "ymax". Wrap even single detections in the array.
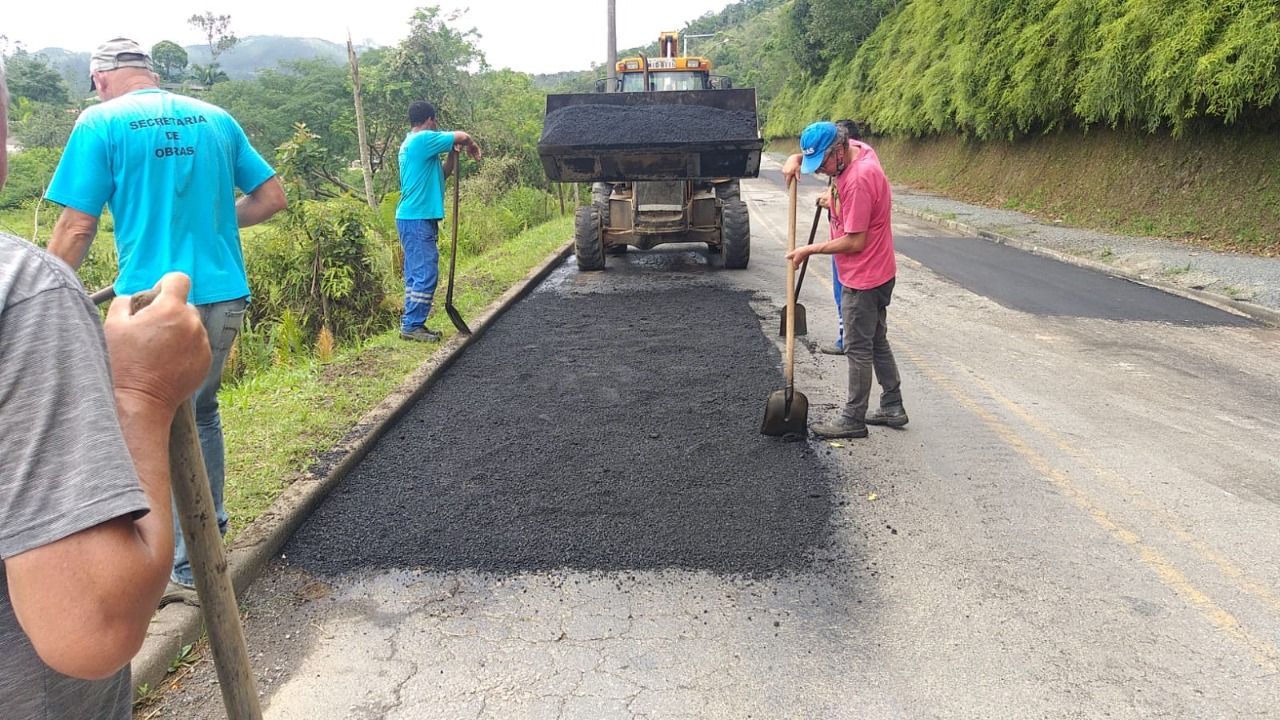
[{"xmin": 0, "ymin": 60, "xmax": 211, "ymax": 719}]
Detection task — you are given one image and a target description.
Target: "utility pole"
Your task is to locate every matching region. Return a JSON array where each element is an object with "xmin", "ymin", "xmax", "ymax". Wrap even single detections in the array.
[
  {"xmin": 683, "ymin": 33, "xmax": 714, "ymax": 57},
  {"xmin": 347, "ymin": 34, "xmax": 377, "ymax": 211},
  {"xmin": 607, "ymin": 0, "xmax": 617, "ymax": 92}
]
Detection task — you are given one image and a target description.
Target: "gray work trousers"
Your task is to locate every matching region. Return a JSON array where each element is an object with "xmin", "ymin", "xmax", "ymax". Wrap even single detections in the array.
[{"xmin": 839, "ymin": 277, "xmax": 903, "ymax": 422}]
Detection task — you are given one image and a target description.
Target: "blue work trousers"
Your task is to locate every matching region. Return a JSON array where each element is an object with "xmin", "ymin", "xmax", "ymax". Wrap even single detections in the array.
[
  {"xmin": 832, "ymin": 256, "xmax": 845, "ymax": 349},
  {"xmin": 398, "ymin": 219, "xmax": 440, "ymax": 332}
]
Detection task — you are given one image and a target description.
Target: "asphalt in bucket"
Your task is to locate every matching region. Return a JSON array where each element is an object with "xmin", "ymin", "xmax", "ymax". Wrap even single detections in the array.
[{"xmin": 282, "ymin": 283, "xmax": 837, "ymax": 577}]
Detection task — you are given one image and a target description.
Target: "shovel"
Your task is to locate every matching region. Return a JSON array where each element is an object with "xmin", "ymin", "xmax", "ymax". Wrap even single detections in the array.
[
  {"xmin": 761, "ymin": 179, "xmax": 810, "ymax": 437},
  {"xmin": 93, "ymin": 286, "xmax": 263, "ymax": 720},
  {"xmin": 445, "ymin": 160, "xmax": 471, "ymax": 335},
  {"xmin": 779, "ymin": 204, "xmax": 823, "ymax": 337}
]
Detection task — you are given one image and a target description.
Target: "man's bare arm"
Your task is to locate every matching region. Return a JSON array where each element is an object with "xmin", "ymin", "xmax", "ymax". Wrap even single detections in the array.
[
  {"xmin": 786, "ymin": 231, "xmax": 868, "ymax": 262},
  {"xmin": 6, "ymin": 273, "xmax": 211, "ymax": 680},
  {"xmin": 47, "ymin": 206, "xmax": 100, "ymax": 270},
  {"xmin": 236, "ymin": 176, "xmax": 288, "ymax": 228},
  {"xmin": 452, "ymin": 131, "xmax": 482, "ymax": 161}
]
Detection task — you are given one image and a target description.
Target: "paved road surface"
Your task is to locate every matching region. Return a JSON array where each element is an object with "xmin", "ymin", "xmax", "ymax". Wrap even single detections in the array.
[{"xmin": 146, "ymin": 158, "xmax": 1280, "ymax": 719}]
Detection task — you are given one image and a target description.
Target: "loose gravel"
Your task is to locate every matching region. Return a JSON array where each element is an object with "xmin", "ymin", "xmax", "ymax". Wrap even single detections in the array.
[
  {"xmin": 540, "ymin": 104, "xmax": 759, "ymax": 147},
  {"xmin": 283, "ymin": 285, "xmax": 837, "ymax": 577}
]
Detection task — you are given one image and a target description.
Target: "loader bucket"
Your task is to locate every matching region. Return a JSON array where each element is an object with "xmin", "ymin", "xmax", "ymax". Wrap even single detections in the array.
[{"xmin": 538, "ymin": 88, "xmax": 763, "ymax": 183}]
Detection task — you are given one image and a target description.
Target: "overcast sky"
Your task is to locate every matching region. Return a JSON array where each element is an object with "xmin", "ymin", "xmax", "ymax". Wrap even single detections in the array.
[{"xmin": 3, "ymin": 0, "xmax": 738, "ymax": 75}]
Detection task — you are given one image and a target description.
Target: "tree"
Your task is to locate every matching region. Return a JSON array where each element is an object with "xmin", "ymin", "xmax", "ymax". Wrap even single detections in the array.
[
  {"xmin": 203, "ymin": 58, "xmax": 355, "ymax": 168},
  {"xmin": 189, "ymin": 11, "xmax": 238, "ymax": 86},
  {"xmin": 785, "ymin": 0, "xmax": 900, "ymax": 75},
  {"xmin": 9, "ymin": 97, "xmax": 77, "ymax": 148},
  {"xmin": 152, "ymin": 40, "xmax": 189, "ymax": 83},
  {"xmin": 4, "ymin": 50, "xmax": 70, "ymax": 106},
  {"xmin": 190, "ymin": 63, "xmax": 230, "ymax": 86},
  {"xmin": 361, "ymin": 7, "xmax": 482, "ymax": 194}
]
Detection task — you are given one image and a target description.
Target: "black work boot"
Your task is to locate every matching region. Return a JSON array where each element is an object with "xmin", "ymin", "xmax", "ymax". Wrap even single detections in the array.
[
  {"xmin": 400, "ymin": 326, "xmax": 442, "ymax": 342},
  {"xmin": 811, "ymin": 415, "xmax": 868, "ymax": 439},
  {"xmin": 864, "ymin": 406, "xmax": 909, "ymax": 427}
]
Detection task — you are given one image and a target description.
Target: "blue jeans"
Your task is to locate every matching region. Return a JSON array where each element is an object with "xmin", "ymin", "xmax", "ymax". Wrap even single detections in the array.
[
  {"xmin": 840, "ymin": 278, "xmax": 903, "ymax": 423},
  {"xmin": 172, "ymin": 298, "xmax": 245, "ymax": 586},
  {"xmin": 397, "ymin": 219, "xmax": 440, "ymax": 332},
  {"xmin": 832, "ymin": 256, "xmax": 845, "ymax": 349}
]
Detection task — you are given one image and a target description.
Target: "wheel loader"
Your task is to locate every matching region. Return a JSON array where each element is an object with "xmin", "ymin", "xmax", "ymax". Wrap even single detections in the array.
[{"xmin": 537, "ymin": 32, "xmax": 762, "ymax": 270}]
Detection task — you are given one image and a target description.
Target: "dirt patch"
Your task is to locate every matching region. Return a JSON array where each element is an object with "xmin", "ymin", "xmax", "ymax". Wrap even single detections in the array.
[{"xmin": 317, "ymin": 345, "xmax": 398, "ymax": 385}]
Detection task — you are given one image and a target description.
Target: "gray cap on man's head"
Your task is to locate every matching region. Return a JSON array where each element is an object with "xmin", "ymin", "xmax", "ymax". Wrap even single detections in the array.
[{"xmin": 90, "ymin": 37, "xmax": 152, "ymax": 73}]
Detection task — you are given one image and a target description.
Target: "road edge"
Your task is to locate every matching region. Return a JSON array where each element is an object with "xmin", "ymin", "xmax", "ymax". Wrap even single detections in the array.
[
  {"xmin": 893, "ymin": 204, "xmax": 1280, "ymax": 328},
  {"xmin": 131, "ymin": 239, "xmax": 575, "ymax": 700}
]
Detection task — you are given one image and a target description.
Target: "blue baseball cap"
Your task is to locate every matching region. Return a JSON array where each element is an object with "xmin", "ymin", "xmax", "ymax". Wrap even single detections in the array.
[{"xmin": 799, "ymin": 121, "xmax": 838, "ymax": 174}]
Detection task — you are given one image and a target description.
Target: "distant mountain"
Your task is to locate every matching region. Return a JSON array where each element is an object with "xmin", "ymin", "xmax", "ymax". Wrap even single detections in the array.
[
  {"xmin": 184, "ymin": 36, "xmax": 353, "ymax": 78},
  {"xmin": 30, "ymin": 34, "xmax": 585, "ymax": 95},
  {"xmin": 32, "ymin": 35, "xmax": 362, "ymax": 95}
]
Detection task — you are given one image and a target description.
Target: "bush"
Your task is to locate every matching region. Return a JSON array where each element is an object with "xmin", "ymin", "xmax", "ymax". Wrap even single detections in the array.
[
  {"xmin": 245, "ymin": 197, "xmax": 397, "ymax": 352},
  {"xmin": 0, "ymin": 148, "xmax": 63, "ymax": 210}
]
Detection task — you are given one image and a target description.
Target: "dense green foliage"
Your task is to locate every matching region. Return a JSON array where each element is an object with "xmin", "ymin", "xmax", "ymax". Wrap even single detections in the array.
[
  {"xmin": 3, "ymin": 50, "xmax": 70, "ymax": 105},
  {"xmin": 151, "ymin": 41, "xmax": 189, "ymax": 84},
  {"xmin": 682, "ymin": 0, "xmax": 793, "ymax": 120},
  {"xmin": 2, "ymin": 5, "xmax": 561, "ymax": 385},
  {"xmin": 204, "ymin": 59, "xmax": 355, "ymax": 166},
  {"xmin": 768, "ymin": 0, "xmax": 1280, "ymax": 140},
  {"xmin": 246, "ymin": 198, "xmax": 393, "ymax": 344},
  {"xmin": 782, "ymin": 0, "xmax": 901, "ymax": 78},
  {"xmin": 0, "ymin": 147, "xmax": 61, "ymax": 210}
]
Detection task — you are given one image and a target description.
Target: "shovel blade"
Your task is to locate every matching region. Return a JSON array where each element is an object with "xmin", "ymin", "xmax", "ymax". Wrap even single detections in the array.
[
  {"xmin": 761, "ymin": 387, "xmax": 809, "ymax": 436},
  {"xmin": 446, "ymin": 304, "xmax": 472, "ymax": 335},
  {"xmin": 779, "ymin": 304, "xmax": 808, "ymax": 337}
]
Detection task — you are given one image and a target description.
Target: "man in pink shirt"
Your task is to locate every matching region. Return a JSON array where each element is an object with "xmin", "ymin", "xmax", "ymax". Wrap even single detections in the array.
[{"xmin": 783, "ymin": 121, "xmax": 907, "ymax": 438}]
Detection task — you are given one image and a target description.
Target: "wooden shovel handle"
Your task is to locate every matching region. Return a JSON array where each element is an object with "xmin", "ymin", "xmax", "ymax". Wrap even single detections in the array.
[
  {"xmin": 98, "ymin": 286, "xmax": 263, "ymax": 720},
  {"xmin": 785, "ymin": 179, "xmax": 798, "ymax": 387}
]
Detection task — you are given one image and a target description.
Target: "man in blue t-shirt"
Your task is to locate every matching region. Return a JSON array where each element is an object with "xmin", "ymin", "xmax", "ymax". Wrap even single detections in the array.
[
  {"xmin": 395, "ymin": 100, "xmax": 481, "ymax": 341},
  {"xmin": 45, "ymin": 37, "xmax": 287, "ymax": 600}
]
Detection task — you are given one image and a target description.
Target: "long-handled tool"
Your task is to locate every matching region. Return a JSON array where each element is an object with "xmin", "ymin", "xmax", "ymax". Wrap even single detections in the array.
[
  {"xmin": 95, "ymin": 287, "xmax": 262, "ymax": 720},
  {"xmin": 445, "ymin": 160, "xmax": 471, "ymax": 335},
  {"xmin": 779, "ymin": 204, "xmax": 823, "ymax": 337},
  {"xmin": 761, "ymin": 179, "xmax": 810, "ymax": 437}
]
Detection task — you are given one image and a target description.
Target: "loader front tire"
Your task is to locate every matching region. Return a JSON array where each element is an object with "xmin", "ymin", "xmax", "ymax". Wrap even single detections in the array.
[
  {"xmin": 574, "ymin": 206, "xmax": 605, "ymax": 271},
  {"xmin": 722, "ymin": 199, "xmax": 750, "ymax": 269}
]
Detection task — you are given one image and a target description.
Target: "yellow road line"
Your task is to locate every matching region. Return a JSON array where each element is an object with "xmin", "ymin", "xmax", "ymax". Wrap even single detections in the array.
[
  {"xmin": 962, "ymin": 369, "xmax": 1280, "ymax": 619},
  {"xmin": 900, "ymin": 342, "xmax": 1280, "ymax": 674}
]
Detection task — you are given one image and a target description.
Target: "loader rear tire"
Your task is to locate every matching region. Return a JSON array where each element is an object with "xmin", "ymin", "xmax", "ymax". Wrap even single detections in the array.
[
  {"xmin": 575, "ymin": 206, "xmax": 605, "ymax": 271},
  {"xmin": 591, "ymin": 182, "xmax": 612, "ymax": 227},
  {"xmin": 715, "ymin": 179, "xmax": 741, "ymax": 204},
  {"xmin": 722, "ymin": 199, "xmax": 750, "ymax": 270}
]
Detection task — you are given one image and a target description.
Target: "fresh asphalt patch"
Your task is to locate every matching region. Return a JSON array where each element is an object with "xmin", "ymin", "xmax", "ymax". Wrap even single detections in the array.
[
  {"xmin": 282, "ymin": 284, "xmax": 839, "ymax": 577},
  {"xmin": 896, "ymin": 235, "xmax": 1258, "ymax": 326}
]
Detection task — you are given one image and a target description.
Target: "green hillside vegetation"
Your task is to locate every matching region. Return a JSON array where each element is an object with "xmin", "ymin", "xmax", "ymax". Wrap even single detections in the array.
[
  {"xmin": 1, "ymin": 7, "xmax": 563, "ymax": 372},
  {"xmin": 764, "ymin": 0, "xmax": 1280, "ymax": 254},
  {"xmin": 7, "ymin": 0, "xmax": 1280, "ymax": 257}
]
